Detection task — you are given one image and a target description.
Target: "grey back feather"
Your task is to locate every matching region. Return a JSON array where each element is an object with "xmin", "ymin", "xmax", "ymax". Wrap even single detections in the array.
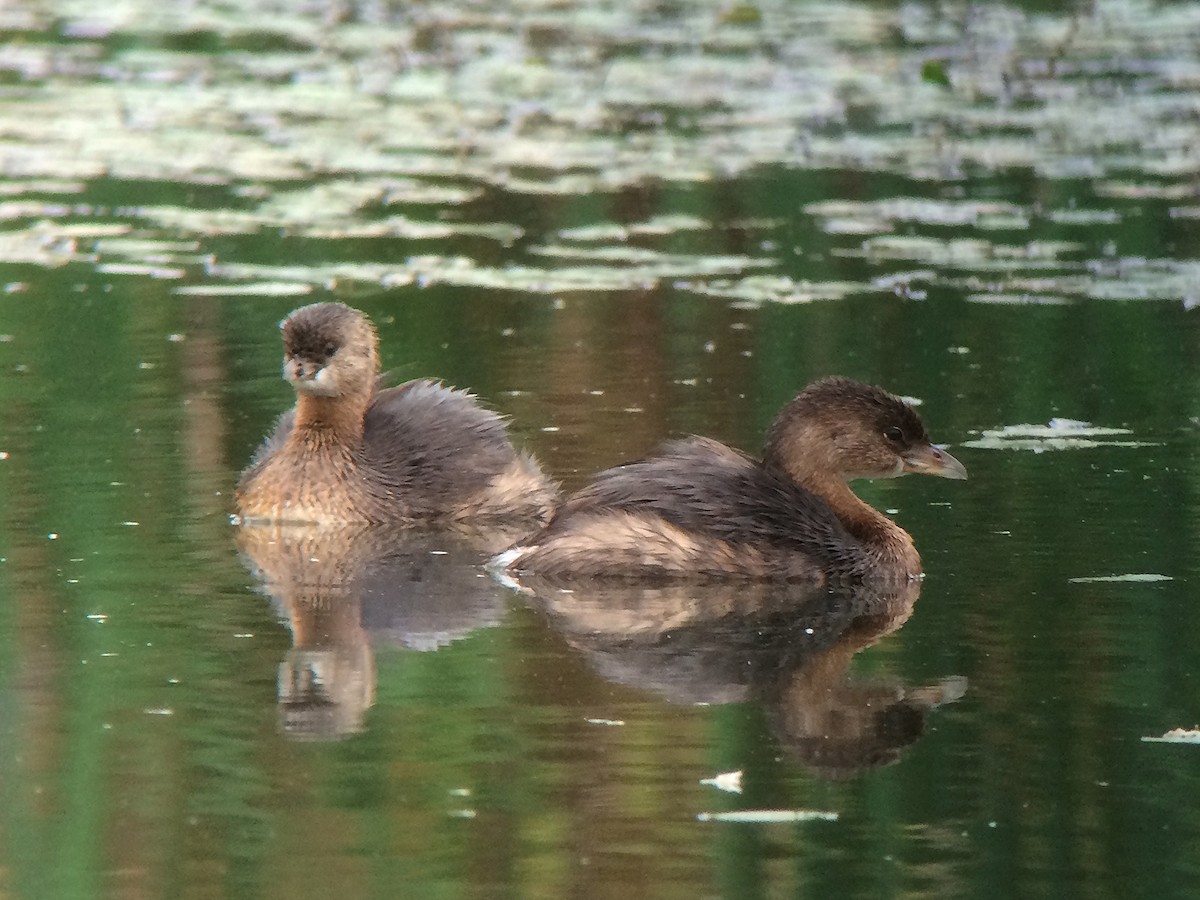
[{"xmin": 545, "ymin": 437, "xmax": 866, "ymax": 570}]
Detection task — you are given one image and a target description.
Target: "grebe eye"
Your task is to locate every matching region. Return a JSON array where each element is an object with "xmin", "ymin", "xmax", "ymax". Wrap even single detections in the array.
[
  {"xmin": 324, "ymin": 342, "xmax": 337, "ymax": 357},
  {"xmin": 884, "ymin": 426, "xmax": 904, "ymax": 443}
]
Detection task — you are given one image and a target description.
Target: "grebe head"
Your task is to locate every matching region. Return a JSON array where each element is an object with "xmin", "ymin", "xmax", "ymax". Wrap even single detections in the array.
[
  {"xmin": 764, "ymin": 376, "xmax": 967, "ymax": 483},
  {"xmin": 280, "ymin": 302, "xmax": 379, "ymax": 400}
]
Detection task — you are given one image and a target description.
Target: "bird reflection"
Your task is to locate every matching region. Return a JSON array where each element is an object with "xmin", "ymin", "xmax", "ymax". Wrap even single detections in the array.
[
  {"xmin": 510, "ymin": 574, "xmax": 965, "ymax": 777},
  {"xmin": 237, "ymin": 524, "xmax": 518, "ymax": 741}
]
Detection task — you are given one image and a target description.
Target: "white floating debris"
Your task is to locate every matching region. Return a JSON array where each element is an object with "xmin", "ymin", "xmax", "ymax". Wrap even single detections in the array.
[
  {"xmin": 585, "ymin": 717, "xmax": 625, "ymax": 727},
  {"xmin": 982, "ymin": 421, "xmax": 1128, "ymax": 438},
  {"xmin": 700, "ymin": 770, "xmax": 743, "ymax": 794},
  {"xmin": 697, "ymin": 809, "xmax": 838, "ymax": 823},
  {"xmin": 449, "ymin": 809, "xmax": 477, "ymax": 819},
  {"xmin": 48, "ymin": 533, "xmax": 58, "ymax": 540},
  {"xmin": 97, "ymin": 263, "xmax": 186, "ymax": 279},
  {"xmin": 966, "ymin": 293, "xmax": 1072, "ymax": 306},
  {"xmin": 85, "ymin": 613, "xmax": 107, "ymax": 622},
  {"xmin": 121, "ymin": 521, "xmax": 140, "ymax": 527},
  {"xmin": 963, "ymin": 420, "xmax": 1157, "ymax": 451},
  {"xmin": 144, "ymin": 708, "xmax": 175, "ymax": 716},
  {"xmin": 1068, "ymin": 574, "xmax": 1173, "ymax": 583},
  {"xmin": 1142, "ymin": 728, "xmax": 1200, "ymax": 744},
  {"xmin": 233, "ymin": 632, "xmax": 255, "ymax": 638},
  {"xmin": 681, "ymin": 274, "xmax": 860, "ymax": 305},
  {"xmin": 449, "ymin": 787, "xmax": 472, "ymax": 797},
  {"xmin": 172, "ymin": 282, "xmax": 314, "ymax": 297}
]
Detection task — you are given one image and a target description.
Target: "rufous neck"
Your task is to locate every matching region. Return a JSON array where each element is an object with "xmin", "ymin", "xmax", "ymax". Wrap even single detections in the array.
[
  {"xmin": 292, "ymin": 392, "xmax": 368, "ymax": 445},
  {"xmin": 793, "ymin": 468, "xmax": 918, "ymax": 571}
]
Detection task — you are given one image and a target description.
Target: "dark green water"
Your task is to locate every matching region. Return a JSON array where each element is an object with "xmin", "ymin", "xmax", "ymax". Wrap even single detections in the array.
[{"xmin": 3, "ymin": 1, "xmax": 1200, "ymax": 897}]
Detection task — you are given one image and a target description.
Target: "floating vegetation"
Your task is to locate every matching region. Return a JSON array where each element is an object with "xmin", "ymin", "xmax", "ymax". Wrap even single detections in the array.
[
  {"xmin": 697, "ymin": 809, "xmax": 839, "ymax": 823},
  {"xmin": 680, "ymin": 275, "xmax": 865, "ymax": 305},
  {"xmin": 531, "ymin": 244, "xmax": 770, "ymax": 277},
  {"xmin": 700, "ymin": 771, "xmax": 744, "ymax": 794},
  {"xmin": 258, "ymin": 181, "xmax": 387, "ymax": 223},
  {"xmin": 850, "ymin": 235, "xmax": 1086, "ymax": 269},
  {"xmin": 0, "ymin": 227, "xmax": 79, "ymax": 266},
  {"xmin": 963, "ymin": 420, "xmax": 1160, "ymax": 452},
  {"xmin": 96, "ymin": 262, "xmax": 185, "ymax": 279},
  {"xmin": 0, "ymin": 179, "xmax": 87, "ymax": 196},
  {"xmin": 1069, "ymin": 574, "xmax": 1174, "ymax": 584},
  {"xmin": 965, "ymin": 292, "xmax": 1072, "ymax": 305},
  {"xmin": 805, "ymin": 198, "xmax": 1027, "ymax": 229},
  {"xmin": 173, "ymin": 282, "xmax": 313, "ymax": 297},
  {"xmin": 856, "ymin": 236, "xmax": 999, "ymax": 266},
  {"xmin": 558, "ymin": 214, "xmax": 711, "ymax": 242},
  {"xmin": 299, "ymin": 217, "xmax": 524, "ymax": 244},
  {"xmin": 93, "ymin": 238, "xmax": 203, "ymax": 257},
  {"xmin": 1, "ymin": 0, "xmax": 1199, "ymax": 302},
  {"xmin": 1046, "ymin": 208, "xmax": 1122, "ymax": 226},
  {"xmin": 1142, "ymin": 728, "xmax": 1200, "ymax": 744}
]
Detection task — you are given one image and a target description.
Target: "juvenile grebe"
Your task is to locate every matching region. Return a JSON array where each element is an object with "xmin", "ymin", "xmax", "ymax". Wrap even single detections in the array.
[
  {"xmin": 236, "ymin": 302, "xmax": 558, "ymax": 526},
  {"xmin": 497, "ymin": 376, "xmax": 965, "ymax": 582}
]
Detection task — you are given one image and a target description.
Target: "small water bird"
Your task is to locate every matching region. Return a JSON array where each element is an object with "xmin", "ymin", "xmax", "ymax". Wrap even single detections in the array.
[
  {"xmin": 496, "ymin": 376, "xmax": 965, "ymax": 582},
  {"xmin": 236, "ymin": 302, "xmax": 558, "ymax": 526}
]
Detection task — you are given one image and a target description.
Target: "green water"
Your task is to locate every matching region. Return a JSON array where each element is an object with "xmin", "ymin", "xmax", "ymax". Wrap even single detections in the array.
[{"xmin": 3, "ymin": 1, "xmax": 1200, "ymax": 897}]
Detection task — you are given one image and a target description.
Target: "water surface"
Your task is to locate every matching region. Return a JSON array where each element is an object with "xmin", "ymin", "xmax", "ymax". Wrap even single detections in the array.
[{"xmin": 2, "ymin": 1, "xmax": 1200, "ymax": 898}]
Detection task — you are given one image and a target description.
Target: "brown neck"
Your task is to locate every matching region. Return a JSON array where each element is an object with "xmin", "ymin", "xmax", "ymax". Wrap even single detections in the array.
[
  {"xmin": 787, "ymin": 465, "xmax": 919, "ymax": 573},
  {"xmin": 765, "ymin": 418, "xmax": 920, "ymax": 574},
  {"xmin": 291, "ymin": 392, "xmax": 368, "ymax": 447}
]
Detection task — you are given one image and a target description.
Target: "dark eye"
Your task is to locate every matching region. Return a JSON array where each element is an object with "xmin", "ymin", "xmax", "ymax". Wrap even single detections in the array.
[
  {"xmin": 324, "ymin": 342, "xmax": 337, "ymax": 357},
  {"xmin": 884, "ymin": 426, "xmax": 904, "ymax": 444}
]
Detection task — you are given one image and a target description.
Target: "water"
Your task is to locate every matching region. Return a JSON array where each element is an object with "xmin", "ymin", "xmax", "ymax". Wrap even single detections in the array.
[{"xmin": 3, "ymin": 0, "xmax": 1200, "ymax": 897}]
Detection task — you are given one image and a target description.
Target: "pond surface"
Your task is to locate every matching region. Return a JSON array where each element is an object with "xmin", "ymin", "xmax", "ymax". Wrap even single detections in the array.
[{"xmin": 3, "ymin": 0, "xmax": 1200, "ymax": 897}]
